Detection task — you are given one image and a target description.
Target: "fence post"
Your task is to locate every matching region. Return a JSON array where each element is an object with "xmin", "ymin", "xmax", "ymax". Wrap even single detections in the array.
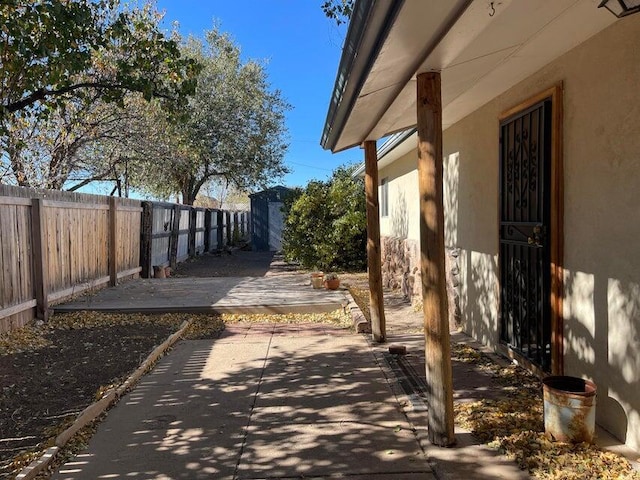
[
  {"xmin": 140, "ymin": 202, "xmax": 153, "ymax": 278},
  {"xmin": 204, "ymin": 209, "xmax": 211, "ymax": 252},
  {"xmin": 232, "ymin": 212, "xmax": 238, "ymax": 245},
  {"xmin": 225, "ymin": 211, "xmax": 232, "ymax": 245},
  {"xmin": 31, "ymin": 199, "xmax": 50, "ymax": 321},
  {"xmin": 109, "ymin": 197, "xmax": 118, "ymax": 286},
  {"xmin": 169, "ymin": 204, "xmax": 181, "ymax": 268},
  {"xmin": 217, "ymin": 210, "xmax": 224, "ymax": 248},
  {"xmin": 188, "ymin": 207, "xmax": 196, "ymax": 257}
]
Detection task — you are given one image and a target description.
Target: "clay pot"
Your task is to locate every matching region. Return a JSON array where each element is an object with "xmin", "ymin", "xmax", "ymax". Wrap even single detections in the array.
[{"xmin": 324, "ymin": 279, "xmax": 340, "ymax": 290}]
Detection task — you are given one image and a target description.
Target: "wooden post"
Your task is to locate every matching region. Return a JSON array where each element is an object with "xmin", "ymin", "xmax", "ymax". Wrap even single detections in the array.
[
  {"xmin": 204, "ymin": 209, "xmax": 212, "ymax": 252},
  {"xmin": 225, "ymin": 211, "xmax": 232, "ymax": 245},
  {"xmin": 363, "ymin": 140, "xmax": 386, "ymax": 343},
  {"xmin": 217, "ymin": 210, "xmax": 224, "ymax": 248},
  {"xmin": 416, "ymin": 71, "xmax": 455, "ymax": 446},
  {"xmin": 233, "ymin": 212, "xmax": 239, "ymax": 245},
  {"xmin": 139, "ymin": 202, "xmax": 153, "ymax": 278},
  {"xmin": 31, "ymin": 199, "xmax": 49, "ymax": 321},
  {"xmin": 109, "ymin": 197, "xmax": 118, "ymax": 286},
  {"xmin": 169, "ymin": 205, "xmax": 181, "ymax": 268},
  {"xmin": 188, "ymin": 208, "xmax": 197, "ymax": 257}
]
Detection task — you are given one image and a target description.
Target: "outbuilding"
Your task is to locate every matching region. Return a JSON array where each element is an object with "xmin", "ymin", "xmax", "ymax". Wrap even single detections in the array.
[{"xmin": 249, "ymin": 186, "xmax": 291, "ymax": 252}]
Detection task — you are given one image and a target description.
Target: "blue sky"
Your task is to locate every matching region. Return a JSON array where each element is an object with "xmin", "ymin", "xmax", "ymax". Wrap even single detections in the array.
[{"xmin": 154, "ymin": 0, "xmax": 364, "ymax": 188}]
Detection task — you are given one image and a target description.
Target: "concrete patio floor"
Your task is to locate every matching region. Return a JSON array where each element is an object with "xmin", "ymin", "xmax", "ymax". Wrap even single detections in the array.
[
  {"xmin": 52, "ymin": 324, "xmax": 436, "ymax": 480},
  {"xmin": 54, "ymin": 275, "xmax": 349, "ymax": 315}
]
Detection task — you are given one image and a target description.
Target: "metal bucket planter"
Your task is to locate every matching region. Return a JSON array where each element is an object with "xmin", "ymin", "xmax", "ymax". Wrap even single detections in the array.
[
  {"xmin": 310, "ymin": 272, "xmax": 324, "ymax": 289},
  {"xmin": 542, "ymin": 376, "xmax": 596, "ymax": 443}
]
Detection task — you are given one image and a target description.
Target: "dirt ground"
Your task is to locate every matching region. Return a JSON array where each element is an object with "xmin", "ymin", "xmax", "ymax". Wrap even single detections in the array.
[
  {"xmin": 0, "ymin": 315, "xmax": 178, "ymax": 475},
  {"xmin": 172, "ymin": 250, "xmax": 301, "ymax": 278}
]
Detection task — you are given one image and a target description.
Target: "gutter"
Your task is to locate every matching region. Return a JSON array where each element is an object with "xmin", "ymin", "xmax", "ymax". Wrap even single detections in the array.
[
  {"xmin": 320, "ymin": 0, "xmax": 405, "ymax": 153},
  {"xmin": 351, "ymin": 128, "xmax": 417, "ymax": 178}
]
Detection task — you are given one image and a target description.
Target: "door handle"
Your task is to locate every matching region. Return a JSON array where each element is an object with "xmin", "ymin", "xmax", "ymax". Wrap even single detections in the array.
[{"xmin": 528, "ymin": 224, "xmax": 544, "ymax": 246}]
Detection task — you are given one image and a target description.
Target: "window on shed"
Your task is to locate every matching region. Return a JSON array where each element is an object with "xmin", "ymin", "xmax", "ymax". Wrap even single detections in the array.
[{"xmin": 380, "ymin": 177, "xmax": 388, "ymax": 217}]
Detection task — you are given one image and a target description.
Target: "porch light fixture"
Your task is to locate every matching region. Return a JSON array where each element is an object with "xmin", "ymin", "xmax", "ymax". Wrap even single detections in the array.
[{"xmin": 598, "ymin": 0, "xmax": 640, "ymax": 17}]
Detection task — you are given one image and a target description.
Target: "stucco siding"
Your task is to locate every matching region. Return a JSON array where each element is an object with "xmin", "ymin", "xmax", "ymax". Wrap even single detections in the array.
[
  {"xmin": 378, "ymin": 152, "xmax": 420, "ymax": 242},
  {"xmin": 438, "ymin": 16, "xmax": 640, "ymax": 450}
]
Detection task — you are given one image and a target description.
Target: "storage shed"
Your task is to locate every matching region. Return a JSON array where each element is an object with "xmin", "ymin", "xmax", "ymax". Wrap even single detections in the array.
[{"xmin": 249, "ymin": 186, "xmax": 291, "ymax": 251}]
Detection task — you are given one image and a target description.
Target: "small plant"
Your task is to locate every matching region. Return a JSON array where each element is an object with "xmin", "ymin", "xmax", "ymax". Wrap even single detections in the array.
[{"xmin": 324, "ymin": 272, "xmax": 339, "ymax": 281}]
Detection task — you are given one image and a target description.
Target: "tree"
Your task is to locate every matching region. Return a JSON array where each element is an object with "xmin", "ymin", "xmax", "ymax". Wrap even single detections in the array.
[
  {"xmin": 0, "ymin": 0, "xmax": 199, "ymax": 130},
  {"xmin": 1, "ymin": 91, "xmax": 143, "ymax": 189},
  {"xmin": 321, "ymin": 0, "xmax": 354, "ymax": 25},
  {"xmin": 283, "ymin": 165, "xmax": 366, "ymax": 271},
  {"xmin": 0, "ymin": 0, "xmax": 200, "ymax": 190},
  {"xmin": 131, "ymin": 28, "xmax": 290, "ymax": 205}
]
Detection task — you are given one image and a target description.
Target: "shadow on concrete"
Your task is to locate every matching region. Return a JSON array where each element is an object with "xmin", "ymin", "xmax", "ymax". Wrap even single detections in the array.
[{"xmin": 52, "ymin": 330, "xmax": 435, "ymax": 479}]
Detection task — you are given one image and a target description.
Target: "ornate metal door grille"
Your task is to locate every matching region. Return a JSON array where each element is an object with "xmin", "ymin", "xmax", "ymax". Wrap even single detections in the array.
[{"xmin": 499, "ymin": 100, "xmax": 552, "ymax": 371}]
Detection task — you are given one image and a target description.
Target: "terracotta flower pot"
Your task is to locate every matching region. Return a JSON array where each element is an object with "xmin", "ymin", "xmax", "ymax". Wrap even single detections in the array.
[
  {"xmin": 324, "ymin": 279, "xmax": 340, "ymax": 290},
  {"xmin": 153, "ymin": 265, "xmax": 166, "ymax": 278}
]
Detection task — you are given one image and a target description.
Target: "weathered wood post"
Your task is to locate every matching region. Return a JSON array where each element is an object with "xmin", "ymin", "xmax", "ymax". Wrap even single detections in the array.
[
  {"xmin": 233, "ymin": 212, "xmax": 239, "ymax": 245},
  {"xmin": 416, "ymin": 71, "xmax": 455, "ymax": 446},
  {"xmin": 140, "ymin": 201, "xmax": 153, "ymax": 278},
  {"xmin": 225, "ymin": 211, "xmax": 232, "ymax": 245},
  {"xmin": 109, "ymin": 197, "xmax": 118, "ymax": 286},
  {"xmin": 31, "ymin": 198, "xmax": 49, "ymax": 321},
  {"xmin": 169, "ymin": 204, "xmax": 181, "ymax": 268},
  {"xmin": 217, "ymin": 209, "xmax": 224, "ymax": 248},
  {"xmin": 363, "ymin": 140, "xmax": 386, "ymax": 343},
  {"xmin": 188, "ymin": 207, "xmax": 197, "ymax": 257},
  {"xmin": 204, "ymin": 209, "xmax": 212, "ymax": 253}
]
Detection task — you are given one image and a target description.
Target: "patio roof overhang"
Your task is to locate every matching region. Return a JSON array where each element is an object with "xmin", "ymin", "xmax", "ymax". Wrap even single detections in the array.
[{"xmin": 321, "ymin": 0, "xmax": 616, "ymax": 153}]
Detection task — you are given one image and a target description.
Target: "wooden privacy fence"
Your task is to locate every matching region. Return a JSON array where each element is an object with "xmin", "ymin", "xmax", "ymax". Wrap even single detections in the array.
[
  {"xmin": 0, "ymin": 186, "xmax": 141, "ymax": 332},
  {"xmin": 0, "ymin": 186, "xmax": 251, "ymax": 333},
  {"xmin": 139, "ymin": 202, "xmax": 250, "ymax": 278}
]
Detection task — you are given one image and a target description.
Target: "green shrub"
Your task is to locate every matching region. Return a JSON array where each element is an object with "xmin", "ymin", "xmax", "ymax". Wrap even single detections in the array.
[{"xmin": 282, "ymin": 165, "xmax": 366, "ymax": 271}]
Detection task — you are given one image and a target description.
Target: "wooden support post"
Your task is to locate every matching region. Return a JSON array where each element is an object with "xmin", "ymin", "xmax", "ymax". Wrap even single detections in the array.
[
  {"xmin": 140, "ymin": 202, "xmax": 153, "ymax": 278},
  {"xmin": 109, "ymin": 197, "xmax": 118, "ymax": 286},
  {"xmin": 204, "ymin": 209, "xmax": 212, "ymax": 252},
  {"xmin": 225, "ymin": 211, "xmax": 232, "ymax": 245},
  {"xmin": 416, "ymin": 71, "xmax": 455, "ymax": 446},
  {"xmin": 31, "ymin": 199, "xmax": 50, "ymax": 321},
  {"xmin": 169, "ymin": 205, "xmax": 181, "ymax": 268},
  {"xmin": 217, "ymin": 210, "xmax": 224, "ymax": 248},
  {"xmin": 363, "ymin": 140, "xmax": 386, "ymax": 343}
]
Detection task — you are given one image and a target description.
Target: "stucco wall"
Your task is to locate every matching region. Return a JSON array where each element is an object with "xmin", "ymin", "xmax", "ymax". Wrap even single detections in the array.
[
  {"xmin": 380, "ymin": 16, "xmax": 640, "ymax": 450},
  {"xmin": 378, "ymin": 153, "xmax": 420, "ymax": 241},
  {"xmin": 445, "ymin": 16, "xmax": 640, "ymax": 450}
]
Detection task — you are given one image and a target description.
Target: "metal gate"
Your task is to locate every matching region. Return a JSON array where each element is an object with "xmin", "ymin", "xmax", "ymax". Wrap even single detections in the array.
[{"xmin": 499, "ymin": 99, "xmax": 552, "ymax": 371}]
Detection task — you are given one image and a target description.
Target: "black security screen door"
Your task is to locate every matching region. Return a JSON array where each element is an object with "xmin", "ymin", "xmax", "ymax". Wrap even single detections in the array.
[{"xmin": 499, "ymin": 99, "xmax": 552, "ymax": 371}]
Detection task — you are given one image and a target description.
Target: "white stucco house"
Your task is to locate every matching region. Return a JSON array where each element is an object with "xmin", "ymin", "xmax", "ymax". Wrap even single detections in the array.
[{"xmin": 322, "ymin": 0, "xmax": 640, "ymax": 452}]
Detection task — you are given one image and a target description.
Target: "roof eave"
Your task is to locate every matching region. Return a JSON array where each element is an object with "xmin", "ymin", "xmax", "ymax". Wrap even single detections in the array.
[{"xmin": 320, "ymin": 0, "xmax": 405, "ymax": 153}]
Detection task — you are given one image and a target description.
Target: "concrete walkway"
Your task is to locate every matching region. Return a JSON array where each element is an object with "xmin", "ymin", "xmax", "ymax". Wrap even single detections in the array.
[
  {"xmin": 52, "ymin": 324, "xmax": 436, "ymax": 479},
  {"xmin": 54, "ymin": 275, "xmax": 349, "ymax": 315}
]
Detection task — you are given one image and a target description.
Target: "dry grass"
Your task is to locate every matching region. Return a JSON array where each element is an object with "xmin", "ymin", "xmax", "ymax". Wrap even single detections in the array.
[{"xmin": 221, "ymin": 308, "xmax": 352, "ymax": 328}]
